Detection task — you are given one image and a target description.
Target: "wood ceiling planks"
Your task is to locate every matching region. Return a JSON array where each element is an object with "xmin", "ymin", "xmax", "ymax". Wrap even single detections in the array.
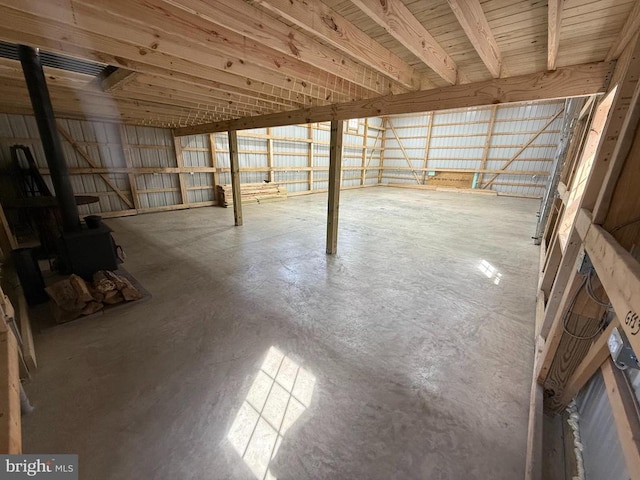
[{"xmin": 0, "ymin": 0, "xmax": 634, "ymax": 128}]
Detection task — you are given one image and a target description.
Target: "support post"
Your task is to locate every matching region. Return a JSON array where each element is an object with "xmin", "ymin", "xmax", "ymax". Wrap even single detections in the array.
[
  {"xmin": 118, "ymin": 124, "xmax": 140, "ymax": 211},
  {"xmin": 209, "ymin": 133, "xmax": 220, "ymax": 194},
  {"xmin": 228, "ymin": 130, "xmax": 243, "ymax": 226},
  {"xmin": 326, "ymin": 120, "xmax": 344, "ymax": 254},
  {"xmin": 172, "ymin": 133, "xmax": 189, "ymax": 207},
  {"xmin": 308, "ymin": 124, "xmax": 314, "ymax": 190},
  {"xmin": 266, "ymin": 127, "xmax": 275, "ymax": 184}
]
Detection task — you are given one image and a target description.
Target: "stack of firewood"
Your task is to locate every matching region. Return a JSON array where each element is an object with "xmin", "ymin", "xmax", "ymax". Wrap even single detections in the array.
[
  {"xmin": 216, "ymin": 183, "xmax": 287, "ymax": 207},
  {"xmin": 46, "ymin": 270, "xmax": 142, "ymax": 323}
]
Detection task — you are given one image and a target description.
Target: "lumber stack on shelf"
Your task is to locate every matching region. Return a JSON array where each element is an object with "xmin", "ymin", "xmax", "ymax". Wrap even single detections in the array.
[{"xmin": 216, "ymin": 183, "xmax": 288, "ymax": 207}]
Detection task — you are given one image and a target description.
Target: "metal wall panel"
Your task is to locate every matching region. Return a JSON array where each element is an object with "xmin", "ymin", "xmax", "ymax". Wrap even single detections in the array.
[
  {"xmin": 577, "ymin": 371, "xmax": 630, "ymax": 480},
  {"xmin": 379, "ymin": 101, "xmax": 564, "ymax": 196}
]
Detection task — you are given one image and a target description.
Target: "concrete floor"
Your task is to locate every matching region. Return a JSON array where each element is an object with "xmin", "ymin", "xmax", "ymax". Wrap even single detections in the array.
[{"xmin": 23, "ymin": 187, "xmax": 540, "ymax": 480}]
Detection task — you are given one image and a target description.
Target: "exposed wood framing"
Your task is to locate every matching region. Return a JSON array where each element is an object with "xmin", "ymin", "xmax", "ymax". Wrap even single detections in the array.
[
  {"xmin": 100, "ymin": 67, "xmax": 136, "ymax": 92},
  {"xmin": 351, "ymin": 0, "xmax": 458, "ymax": 84},
  {"xmin": 447, "ymin": 0, "xmax": 502, "ymax": 78},
  {"xmin": 308, "ymin": 124, "xmax": 314, "ymax": 190},
  {"xmin": 253, "ymin": 0, "xmax": 424, "ymax": 90},
  {"xmin": 420, "ymin": 112, "xmax": 434, "ymax": 184},
  {"xmin": 174, "ymin": 62, "xmax": 612, "ymax": 136},
  {"xmin": 557, "ymin": 319, "xmax": 619, "ymax": 407},
  {"xmin": 209, "ymin": 133, "xmax": 220, "ymax": 193},
  {"xmin": 577, "ymin": 209, "xmax": 640, "ymax": 354},
  {"xmin": 267, "ymin": 128, "xmax": 275, "ymax": 184},
  {"xmin": 387, "ymin": 119, "xmax": 421, "ymax": 184},
  {"xmin": 228, "ymin": 130, "xmax": 243, "ymax": 226},
  {"xmin": 547, "ymin": 0, "xmax": 563, "ymax": 71},
  {"xmin": 532, "ymin": 31, "xmax": 640, "ymax": 476},
  {"xmin": 163, "ymin": 0, "xmax": 399, "ymax": 96},
  {"xmin": 482, "ymin": 109, "xmax": 564, "ymax": 189},
  {"xmin": 57, "ymin": 123, "xmax": 134, "ymax": 208},
  {"xmin": 602, "ymin": 359, "xmax": 640, "ymax": 477},
  {"xmin": 606, "ymin": 1, "xmax": 640, "ymax": 61},
  {"xmin": 326, "ymin": 120, "xmax": 344, "ymax": 255},
  {"xmin": 172, "ymin": 133, "xmax": 190, "ymax": 207},
  {"xmin": 525, "ymin": 336, "xmax": 545, "ymax": 480},
  {"xmin": 118, "ymin": 124, "xmax": 141, "ymax": 211},
  {"xmin": 476, "ymin": 105, "xmax": 498, "ymax": 187},
  {"xmin": 360, "ymin": 119, "xmax": 368, "ymax": 186},
  {"xmin": 0, "ymin": 329, "xmax": 20, "ymax": 454}
]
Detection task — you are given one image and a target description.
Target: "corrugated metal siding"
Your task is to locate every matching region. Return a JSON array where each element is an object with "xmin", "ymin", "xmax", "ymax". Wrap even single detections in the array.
[
  {"xmin": 205, "ymin": 119, "xmax": 381, "ymax": 193},
  {"xmin": 577, "ymin": 371, "xmax": 630, "ymax": 480},
  {"xmin": 0, "ymin": 114, "xmax": 139, "ymax": 215},
  {"xmin": 380, "ymin": 101, "xmax": 564, "ymax": 196}
]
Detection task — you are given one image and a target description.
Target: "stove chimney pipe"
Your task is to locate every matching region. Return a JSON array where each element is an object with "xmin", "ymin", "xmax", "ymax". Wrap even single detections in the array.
[{"xmin": 18, "ymin": 44, "xmax": 80, "ymax": 232}]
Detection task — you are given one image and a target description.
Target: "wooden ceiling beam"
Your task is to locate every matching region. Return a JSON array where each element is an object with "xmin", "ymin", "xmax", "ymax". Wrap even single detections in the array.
[
  {"xmin": 447, "ymin": 0, "xmax": 502, "ymax": 78},
  {"xmin": 606, "ymin": 0, "xmax": 640, "ymax": 61},
  {"xmin": 100, "ymin": 68, "xmax": 136, "ymax": 92},
  {"xmin": 115, "ymin": 85, "xmax": 272, "ymax": 117},
  {"xmin": 130, "ymin": 75, "xmax": 289, "ymax": 113},
  {"xmin": 174, "ymin": 61, "xmax": 612, "ymax": 136},
  {"xmin": 72, "ymin": 0, "xmax": 373, "ymax": 102},
  {"xmin": 160, "ymin": 0, "xmax": 404, "ymax": 95},
  {"xmin": 350, "ymin": 0, "xmax": 458, "ymax": 84},
  {"xmin": 0, "ymin": 4, "xmax": 323, "ymax": 106},
  {"xmin": 0, "ymin": 79, "xmax": 254, "ymax": 125},
  {"xmin": 547, "ymin": 0, "xmax": 563, "ymax": 70},
  {"xmin": 252, "ymin": 0, "xmax": 429, "ymax": 90},
  {"xmin": 0, "ymin": 24, "xmax": 309, "ymax": 110}
]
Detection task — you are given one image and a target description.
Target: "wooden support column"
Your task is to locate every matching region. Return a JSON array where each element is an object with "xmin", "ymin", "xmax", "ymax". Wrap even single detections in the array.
[
  {"xmin": 477, "ymin": 105, "xmax": 498, "ymax": 187},
  {"xmin": 360, "ymin": 118, "xmax": 368, "ymax": 186},
  {"xmin": 267, "ymin": 127, "xmax": 275, "ymax": 184},
  {"xmin": 209, "ymin": 133, "xmax": 220, "ymax": 200},
  {"xmin": 378, "ymin": 118, "xmax": 387, "ymax": 184},
  {"xmin": 326, "ymin": 120, "xmax": 344, "ymax": 254},
  {"xmin": 0, "ymin": 328, "xmax": 20, "ymax": 454},
  {"xmin": 0, "ymin": 202, "xmax": 17, "ymax": 263},
  {"xmin": 421, "ymin": 112, "xmax": 434, "ymax": 184},
  {"xmin": 118, "ymin": 124, "xmax": 140, "ymax": 211},
  {"xmin": 172, "ymin": 132, "xmax": 189, "ymax": 207},
  {"xmin": 308, "ymin": 124, "xmax": 314, "ymax": 191},
  {"xmin": 602, "ymin": 358, "xmax": 640, "ymax": 477},
  {"xmin": 525, "ymin": 336, "xmax": 545, "ymax": 480},
  {"xmin": 228, "ymin": 130, "xmax": 243, "ymax": 226}
]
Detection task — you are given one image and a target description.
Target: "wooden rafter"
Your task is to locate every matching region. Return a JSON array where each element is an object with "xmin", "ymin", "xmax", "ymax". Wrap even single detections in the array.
[
  {"xmin": 606, "ymin": 0, "xmax": 640, "ymax": 61},
  {"xmin": 175, "ymin": 62, "xmax": 610, "ymax": 136},
  {"xmin": 350, "ymin": 0, "xmax": 458, "ymax": 85},
  {"xmin": 547, "ymin": 0, "xmax": 563, "ymax": 71},
  {"xmin": 100, "ymin": 67, "xmax": 136, "ymax": 92},
  {"xmin": 447, "ymin": 0, "xmax": 502, "ymax": 78},
  {"xmin": 252, "ymin": 0, "xmax": 426, "ymax": 90},
  {"xmin": 161, "ymin": 0, "xmax": 401, "ymax": 96},
  {"xmin": 0, "ymin": 2, "xmax": 332, "ymax": 106}
]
